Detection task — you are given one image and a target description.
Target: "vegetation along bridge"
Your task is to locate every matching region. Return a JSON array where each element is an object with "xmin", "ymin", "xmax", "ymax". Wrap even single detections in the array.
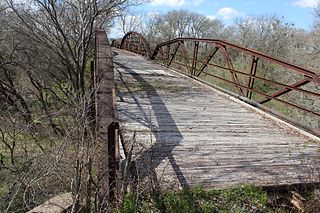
[{"xmin": 93, "ymin": 30, "xmax": 319, "ymax": 200}]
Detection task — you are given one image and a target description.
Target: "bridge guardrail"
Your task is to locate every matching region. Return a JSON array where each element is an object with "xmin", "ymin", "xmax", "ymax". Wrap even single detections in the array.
[{"xmin": 92, "ymin": 30, "xmax": 120, "ymax": 206}]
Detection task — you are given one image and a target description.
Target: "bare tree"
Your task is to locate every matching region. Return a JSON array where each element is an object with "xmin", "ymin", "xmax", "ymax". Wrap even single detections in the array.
[
  {"xmin": 233, "ymin": 15, "xmax": 294, "ymax": 58},
  {"xmin": 6, "ymin": 0, "xmax": 134, "ymax": 96},
  {"xmin": 116, "ymin": 11, "xmax": 144, "ymax": 36},
  {"xmin": 186, "ymin": 14, "xmax": 224, "ymax": 38},
  {"xmin": 0, "ymin": 0, "xmax": 144, "ymax": 211},
  {"xmin": 315, "ymin": 1, "xmax": 320, "ymax": 21},
  {"xmin": 311, "ymin": 2, "xmax": 320, "ymax": 62},
  {"xmin": 143, "ymin": 10, "xmax": 224, "ymax": 45}
]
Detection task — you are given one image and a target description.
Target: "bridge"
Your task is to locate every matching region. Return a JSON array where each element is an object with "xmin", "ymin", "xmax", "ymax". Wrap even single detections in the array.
[{"xmin": 94, "ymin": 31, "xmax": 320, "ymax": 201}]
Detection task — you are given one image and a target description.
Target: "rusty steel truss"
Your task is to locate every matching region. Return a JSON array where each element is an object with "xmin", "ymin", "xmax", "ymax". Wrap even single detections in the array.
[
  {"xmin": 120, "ymin": 31, "xmax": 151, "ymax": 58},
  {"xmin": 113, "ymin": 32, "xmax": 320, "ymax": 135}
]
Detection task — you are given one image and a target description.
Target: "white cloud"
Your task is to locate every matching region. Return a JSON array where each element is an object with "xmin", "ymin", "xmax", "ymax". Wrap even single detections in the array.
[
  {"xmin": 294, "ymin": 0, "xmax": 319, "ymax": 8},
  {"xmin": 207, "ymin": 15, "xmax": 216, "ymax": 20},
  {"xmin": 147, "ymin": 11, "xmax": 160, "ymax": 17},
  {"xmin": 150, "ymin": 0, "xmax": 186, "ymax": 6},
  {"xmin": 245, "ymin": 1, "xmax": 255, "ymax": 5},
  {"xmin": 217, "ymin": 7, "xmax": 240, "ymax": 20},
  {"xmin": 150, "ymin": 0, "xmax": 204, "ymax": 7},
  {"xmin": 192, "ymin": 0, "xmax": 204, "ymax": 6}
]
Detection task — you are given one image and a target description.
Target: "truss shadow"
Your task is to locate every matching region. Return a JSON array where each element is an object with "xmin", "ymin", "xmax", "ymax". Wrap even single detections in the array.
[{"xmin": 114, "ymin": 60, "xmax": 189, "ymax": 188}]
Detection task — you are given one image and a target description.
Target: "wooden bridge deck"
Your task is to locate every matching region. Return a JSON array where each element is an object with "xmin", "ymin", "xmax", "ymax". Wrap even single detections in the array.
[{"xmin": 114, "ymin": 49, "xmax": 320, "ymax": 189}]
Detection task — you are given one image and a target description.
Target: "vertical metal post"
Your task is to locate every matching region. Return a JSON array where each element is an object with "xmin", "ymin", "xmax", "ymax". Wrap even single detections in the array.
[
  {"xmin": 191, "ymin": 41, "xmax": 199, "ymax": 76},
  {"xmin": 159, "ymin": 48, "xmax": 165, "ymax": 63},
  {"xmin": 179, "ymin": 41, "xmax": 191, "ymax": 74},
  {"xmin": 139, "ymin": 39, "xmax": 142, "ymax": 56},
  {"xmin": 107, "ymin": 122, "xmax": 119, "ymax": 200},
  {"xmin": 246, "ymin": 56, "xmax": 259, "ymax": 99},
  {"xmin": 166, "ymin": 44, "xmax": 171, "ymax": 66}
]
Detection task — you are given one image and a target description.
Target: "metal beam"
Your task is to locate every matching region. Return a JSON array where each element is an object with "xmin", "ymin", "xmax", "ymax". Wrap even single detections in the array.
[
  {"xmin": 246, "ymin": 56, "xmax": 259, "ymax": 99},
  {"xmin": 196, "ymin": 46, "xmax": 219, "ymax": 77},
  {"xmin": 259, "ymin": 78, "xmax": 311, "ymax": 104},
  {"xmin": 95, "ymin": 30, "xmax": 119, "ymax": 206},
  {"xmin": 168, "ymin": 42, "xmax": 181, "ymax": 67}
]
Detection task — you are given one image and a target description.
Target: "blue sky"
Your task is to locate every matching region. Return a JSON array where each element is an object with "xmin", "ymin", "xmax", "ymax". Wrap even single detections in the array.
[{"xmin": 132, "ymin": 0, "xmax": 319, "ymax": 30}]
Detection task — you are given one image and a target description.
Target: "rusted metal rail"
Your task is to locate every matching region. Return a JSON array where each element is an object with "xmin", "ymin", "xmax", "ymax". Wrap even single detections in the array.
[
  {"xmin": 92, "ymin": 30, "xmax": 120, "ymax": 207},
  {"xmin": 113, "ymin": 32, "xmax": 320, "ymax": 136}
]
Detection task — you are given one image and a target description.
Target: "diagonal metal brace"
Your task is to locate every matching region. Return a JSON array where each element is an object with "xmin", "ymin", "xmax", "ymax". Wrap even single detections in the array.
[
  {"xmin": 196, "ymin": 46, "xmax": 219, "ymax": 77},
  {"xmin": 259, "ymin": 78, "xmax": 310, "ymax": 104},
  {"xmin": 218, "ymin": 44, "xmax": 244, "ymax": 96},
  {"xmin": 168, "ymin": 42, "xmax": 181, "ymax": 67}
]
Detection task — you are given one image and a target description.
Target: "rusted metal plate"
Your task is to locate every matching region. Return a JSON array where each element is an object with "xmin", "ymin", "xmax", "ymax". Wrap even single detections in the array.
[
  {"xmin": 114, "ymin": 49, "xmax": 320, "ymax": 190},
  {"xmin": 94, "ymin": 30, "xmax": 118, "ymax": 204}
]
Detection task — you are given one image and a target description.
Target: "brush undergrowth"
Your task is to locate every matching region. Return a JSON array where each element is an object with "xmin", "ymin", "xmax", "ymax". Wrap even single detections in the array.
[{"xmin": 120, "ymin": 185, "xmax": 270, "ymax": 213}]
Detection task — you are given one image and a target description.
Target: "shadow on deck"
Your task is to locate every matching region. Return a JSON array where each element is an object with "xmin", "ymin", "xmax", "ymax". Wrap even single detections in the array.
[{"xmin": 115, "ymin": 61, "xmax": 189, "ymax": 188}]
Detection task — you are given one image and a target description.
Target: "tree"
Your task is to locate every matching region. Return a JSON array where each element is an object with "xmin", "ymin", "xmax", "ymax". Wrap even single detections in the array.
[
  {"xmin": 312, "ymin": 1, "xmax": 320, "ymax": 60},
  {"xmin": 6, "ymin": 0, "xmax": 134, "ymax": 96},
  {"xmin": 116, "ymin": 11, "xmax": 144, "ymax": 36},
  {"xmin": 0, "ymin": 0, "xmax": 144, "ymax": 211},
  {"xmin": 315, "ymin": 1, "xmax": 320, "ymax": 22},
  {"xmin": 233, "ymin": 15, "xmax": 295, "ymax": 58},
  {"xmin": 142, "ymin": 10, "xmax": 224, "ymax": 45},
  {"xmin": 186, "ymin": 13, "xmax": 224, "ymax": 38}
]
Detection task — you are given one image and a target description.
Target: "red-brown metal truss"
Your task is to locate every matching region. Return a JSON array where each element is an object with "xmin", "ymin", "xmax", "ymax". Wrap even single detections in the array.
[{"xmin": 119, "ymin": 31, "xmax": 151, "ymax": 58}]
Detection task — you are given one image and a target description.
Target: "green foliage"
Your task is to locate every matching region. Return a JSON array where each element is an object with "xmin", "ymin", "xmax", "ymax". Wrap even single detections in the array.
[
  {"xmin": 121, "ymin": 194, "xmax": 136, "ymax": 213},
  {"xmin": 0, "ymin": 179, "xmax": 8, "ymax": 202},
  {"xmin": 163, "ymin": 190, "xmax": 194, "ymax": 212},
  {"xmin": 221, "ymin": 185, "xmax": 268, "ymax": 212},
  {"xmin": 121, "ymin": 185, "xmax": 270, "ymax": 212}
]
